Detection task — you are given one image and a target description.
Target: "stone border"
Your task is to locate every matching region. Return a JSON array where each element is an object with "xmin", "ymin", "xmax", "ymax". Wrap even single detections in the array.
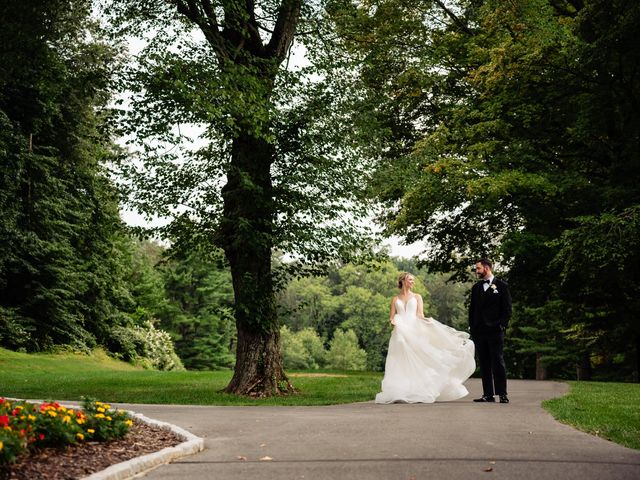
[
  {"xmin": 5, "ymin": 398, "xmax": 205, "ymax": 480},
  {"xmin": 81, "ymin": 410, "xmax": 205, "ymax": 480}
]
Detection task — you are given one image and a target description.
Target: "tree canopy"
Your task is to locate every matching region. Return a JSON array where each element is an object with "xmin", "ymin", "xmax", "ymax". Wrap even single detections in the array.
[{"xmin": 328, "ymin": 0, "xmax": 640, "ymax": 380}]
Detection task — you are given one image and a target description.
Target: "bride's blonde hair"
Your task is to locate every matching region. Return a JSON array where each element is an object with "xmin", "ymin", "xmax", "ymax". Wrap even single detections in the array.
[{"xmin": 397, "ymin": 272, "xmax": 414, "ymax": 289}]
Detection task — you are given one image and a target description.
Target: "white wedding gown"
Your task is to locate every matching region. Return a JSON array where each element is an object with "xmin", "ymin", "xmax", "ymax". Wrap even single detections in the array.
[{"xmin": 375, "ymin": 296, "xmax": 475, "ymax": 403}]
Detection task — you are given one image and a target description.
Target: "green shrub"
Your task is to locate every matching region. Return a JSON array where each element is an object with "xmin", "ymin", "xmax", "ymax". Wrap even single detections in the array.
[
  {"xmin": 326, "ymin": 329, "xmax": 367, "ymax": 371},
  {"xmin": 281, "ymin": 327, "xmax": 327, "ymax": 370},
  {"xmin": 108, "ymin": 321, "xmax": 184, "ymax": 371}
]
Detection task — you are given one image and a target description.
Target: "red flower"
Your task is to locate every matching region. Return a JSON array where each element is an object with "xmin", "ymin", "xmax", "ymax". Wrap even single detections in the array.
[
  {"xmin": 39, "ymin": 433, "xmax": 45, "ymax": 440},
  {"xmin": 0, "ymin": 398, "xmax": 5, "ymax": 405},
  {"xmin": 12, "ymin": 408, "xmax": 20, "ymax": 416},
  {"xmin": 39, "ymin": 402, "xmax": 60, "ymax": 411},
  {"xmin": 0, "ymin": 415, "xmax": 9, "ymax": 427}
]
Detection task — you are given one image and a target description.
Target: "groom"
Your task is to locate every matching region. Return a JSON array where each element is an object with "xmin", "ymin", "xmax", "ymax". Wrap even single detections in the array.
[{"xmin": 469, "ymin": 258, "xmax": 512, "ymax": 403}]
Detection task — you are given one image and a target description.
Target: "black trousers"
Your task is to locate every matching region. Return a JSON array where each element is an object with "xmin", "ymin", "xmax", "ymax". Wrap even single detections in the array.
[{"xmin": 473, "ymin": 331, "xmax": 507, "ymax": 396}]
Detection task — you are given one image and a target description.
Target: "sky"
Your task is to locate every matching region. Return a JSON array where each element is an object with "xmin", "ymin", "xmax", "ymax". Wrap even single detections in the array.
[{"xmin": 119, "ymin": 209, "xmax": 426, "ymax": 259}]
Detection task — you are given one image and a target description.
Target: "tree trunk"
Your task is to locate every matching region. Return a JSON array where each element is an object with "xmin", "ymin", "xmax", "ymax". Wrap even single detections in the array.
[
  {"xmin": 576, "ymin": 352, "xmax": 592, "ymax": 381},
  {"xmin": 535, "ymin": 352, "xmax": 547, "ymax": 380},
  {"xmin": 636, "ymin": 334, "xmax": 640, "ymax": 383},
  {"xmin": 220, "ymin": 132, "xmax": 294, "ymax": 396}
]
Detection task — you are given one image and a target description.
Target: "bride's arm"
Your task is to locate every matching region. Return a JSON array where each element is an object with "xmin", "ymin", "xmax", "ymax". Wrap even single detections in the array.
[
  {"xmin": 389, "ymin": 297, "xmax": 397, "ymax": 325},
  {"xmin": 417, "ymin": 295, "xmax": 431, "ymax": 323},
  {"xmin": 416, "ymin": 294, "xmax": 425, "ymax": 318}
]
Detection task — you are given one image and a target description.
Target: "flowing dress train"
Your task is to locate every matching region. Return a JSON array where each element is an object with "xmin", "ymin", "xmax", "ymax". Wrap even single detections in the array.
[{"xmin": 375, "ymin": 296, "xmax": 475, "ymax": 403}]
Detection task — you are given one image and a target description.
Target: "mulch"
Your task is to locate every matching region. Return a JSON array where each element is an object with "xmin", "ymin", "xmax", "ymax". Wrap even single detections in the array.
[{"xmin": 1, "ymin": 421, "xmax": 184, "ymax": 480}]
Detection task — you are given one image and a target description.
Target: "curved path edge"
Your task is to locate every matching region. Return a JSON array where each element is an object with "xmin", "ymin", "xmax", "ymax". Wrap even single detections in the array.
[{"xmin": 81, "ymin": 410, "xmax": 205, "ymax": 480}]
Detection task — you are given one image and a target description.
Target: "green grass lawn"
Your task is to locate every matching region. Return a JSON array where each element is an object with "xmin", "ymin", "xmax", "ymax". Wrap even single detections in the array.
[
  {"xmin": 0, "ymin": 348, "xmax": 382, "ymax": 406},
  {"xmin": 543, "ymin": 381, "xmax": 640, "ymax": 450}
]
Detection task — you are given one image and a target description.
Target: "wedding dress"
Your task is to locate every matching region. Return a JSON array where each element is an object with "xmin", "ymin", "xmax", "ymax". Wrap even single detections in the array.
[{"xmin": 375, "ymin": 296, "xmax": 475, "ymax": 403}]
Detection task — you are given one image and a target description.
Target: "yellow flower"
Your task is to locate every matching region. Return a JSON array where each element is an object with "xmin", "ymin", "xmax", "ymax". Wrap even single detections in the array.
[
  {"xmin": 106, "ymin": 416, "xmax": 112, "ymax": 421},
  {"xmin": 125, "ymin": 419, "xmax": 133, "ymax": 427},
  {"xmin": 95, "ymin": 413, "xmax": 105, "ymax": 419},
  {"xmin": 103, "ymin": 404, "xmax": 111, "ymax": 409},
  {"xmin": 28, "ymin": 415, "xmax": 36, "ymax": 421},
  {"xmin": 3, "ymin": 426, "xmax": 12, "ymax": 431},
  {"xmin": 76, "ymin": 419, "xmax": 85, "ymax": 425},
  {"xmin": 95, "ymin": 401, "xmax": 103, "ymax": 406},
  {"xmin": 97, "ymin": 407, "xmax": 105, "ymax": 413},
  {"xmin": 62, "ymin": 415, "xmax": 71, "ymax": 424},
  {"xmin": 0, "ymin": 441, "xmax": 3, "ymax": 451},
  {"xmin": 76, "ymin": 433, "xmax": 84, "ymax": 440},
  {"xmin": 87, "ymin": 429, "xmax": 95, "ymax": 434},
  {"xmin": 47, "ymin": 411, "xmax": 57, "ymax": 417}
]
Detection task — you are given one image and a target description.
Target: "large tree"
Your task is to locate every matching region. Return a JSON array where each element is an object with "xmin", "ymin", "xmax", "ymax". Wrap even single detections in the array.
[
  {"xmin": 327, "ymin": 0, "xmax": 640, "ymax": 379},
  {"xmin": 108, "ymin": 1, "xmax": 376, "ymax": 395}
]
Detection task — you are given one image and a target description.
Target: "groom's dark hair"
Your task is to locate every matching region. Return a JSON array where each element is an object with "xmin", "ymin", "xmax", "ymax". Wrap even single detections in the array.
[{"xmin": 476, "ymin": 258, "xmax": 493, "ymax": 269}]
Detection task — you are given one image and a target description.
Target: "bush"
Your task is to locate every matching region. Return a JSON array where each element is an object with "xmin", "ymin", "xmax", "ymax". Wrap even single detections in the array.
[
  {"xmin": 281, "ymin": 327, "xmax": 327, "ymax": 370},
  {"xmin": 326, "ymin": 329, "xmax": 367, "ymax": 371},
  {"xmin": 108, "ymin": 320, "xmax": 184, "ymax": 371}
]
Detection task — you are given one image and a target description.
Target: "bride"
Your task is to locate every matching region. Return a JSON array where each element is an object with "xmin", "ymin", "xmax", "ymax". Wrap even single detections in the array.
[{"xmin": 375, "ymin": 272, "xmax": 476, "ymax": 404}]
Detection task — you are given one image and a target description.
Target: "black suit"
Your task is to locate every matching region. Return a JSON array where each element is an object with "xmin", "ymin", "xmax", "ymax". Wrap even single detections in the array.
[{"xmin": 469, "ymin": 277, "xmax": 512, "ymax": 397}]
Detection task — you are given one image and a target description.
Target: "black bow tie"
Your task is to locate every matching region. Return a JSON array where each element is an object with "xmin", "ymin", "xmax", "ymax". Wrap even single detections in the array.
[{"xmin": 484, "ymin": 280, "xmax": 491, "ymax": 284}]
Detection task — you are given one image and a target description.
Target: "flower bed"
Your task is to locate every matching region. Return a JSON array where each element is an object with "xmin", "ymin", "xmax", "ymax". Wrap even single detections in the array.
[{"xmin": 0, "ymin": 398, "xmax": 132, "ymax": 465}]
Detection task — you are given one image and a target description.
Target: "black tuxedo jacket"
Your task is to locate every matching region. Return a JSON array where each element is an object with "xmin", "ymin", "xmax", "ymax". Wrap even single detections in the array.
[{"xmin": 468, "ymin": 277, "xmax": 512, "ymax": 335}]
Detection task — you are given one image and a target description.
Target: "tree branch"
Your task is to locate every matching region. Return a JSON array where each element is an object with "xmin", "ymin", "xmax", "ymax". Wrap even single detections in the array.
[
  {"xmin": 266, "ymin": 0, "xmax": 302, "ymax": 61},
  {"xmin": 176, "ymin": 0, "xmax": 228, "ymax": 59},
  {"xmin": 432, "ymin": 0, "xmax": 473, "ymax": 35}
]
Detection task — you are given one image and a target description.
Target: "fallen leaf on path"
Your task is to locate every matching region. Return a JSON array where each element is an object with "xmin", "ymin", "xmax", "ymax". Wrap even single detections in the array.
[
  {"xmin": 483, "ymin": 467, "xmax": 493, "ymax": 472},
  {"xmin": 260, "ymin": 443, "xmax": 267, "ymax": 447},
  {"xmin": 236, "ymin": 456, "xmax": 247, "ymax": 461},
  {"xmin": 260, "ymin": 456, "xmax": 273, "ymax": 461}
]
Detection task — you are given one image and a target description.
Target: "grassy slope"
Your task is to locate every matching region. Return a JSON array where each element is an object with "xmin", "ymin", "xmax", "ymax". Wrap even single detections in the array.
[
  {"xmin": 543, "ymin": 380, "xmax": 640, "ymax": 450},
  {"xmin": 0, "ymin": 348, "xmax": 381, "ymax": 406}
]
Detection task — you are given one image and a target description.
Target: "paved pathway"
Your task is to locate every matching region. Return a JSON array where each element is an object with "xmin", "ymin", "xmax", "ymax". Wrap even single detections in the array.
[{"xmin": 117, "ymin": 379, "xmax": 640, "ymax": 479}]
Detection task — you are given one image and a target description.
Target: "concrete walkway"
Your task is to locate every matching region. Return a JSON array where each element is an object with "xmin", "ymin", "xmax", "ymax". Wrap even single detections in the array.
[{"xmin": 118, "ymin": 379, "xmax": 640, "ymax": 479}]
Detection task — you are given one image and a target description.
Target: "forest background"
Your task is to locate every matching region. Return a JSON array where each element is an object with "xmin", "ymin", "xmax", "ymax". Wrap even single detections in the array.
[{"xmin": 1, "ymin": 0, "xmax": 638, "ymax": 385}]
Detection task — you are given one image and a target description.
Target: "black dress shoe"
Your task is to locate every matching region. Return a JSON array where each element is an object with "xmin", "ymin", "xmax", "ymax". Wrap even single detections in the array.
[
  {"xmin": 499, "ymin": 395, "xmax": 509, "ymax": 404},
  {"xmin": 473, "ymin": 395, "xmax": 495, "ymax": 402}
]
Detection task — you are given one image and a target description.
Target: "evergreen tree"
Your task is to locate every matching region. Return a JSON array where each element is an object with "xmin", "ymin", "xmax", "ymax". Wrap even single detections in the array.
[
  {"xmin": 158, "ymin": 248, "xmax": 236, "ymax": 370},
  {"xmin": 0, "ymin": 0, "xmax": 132, "ymax": 351}
]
